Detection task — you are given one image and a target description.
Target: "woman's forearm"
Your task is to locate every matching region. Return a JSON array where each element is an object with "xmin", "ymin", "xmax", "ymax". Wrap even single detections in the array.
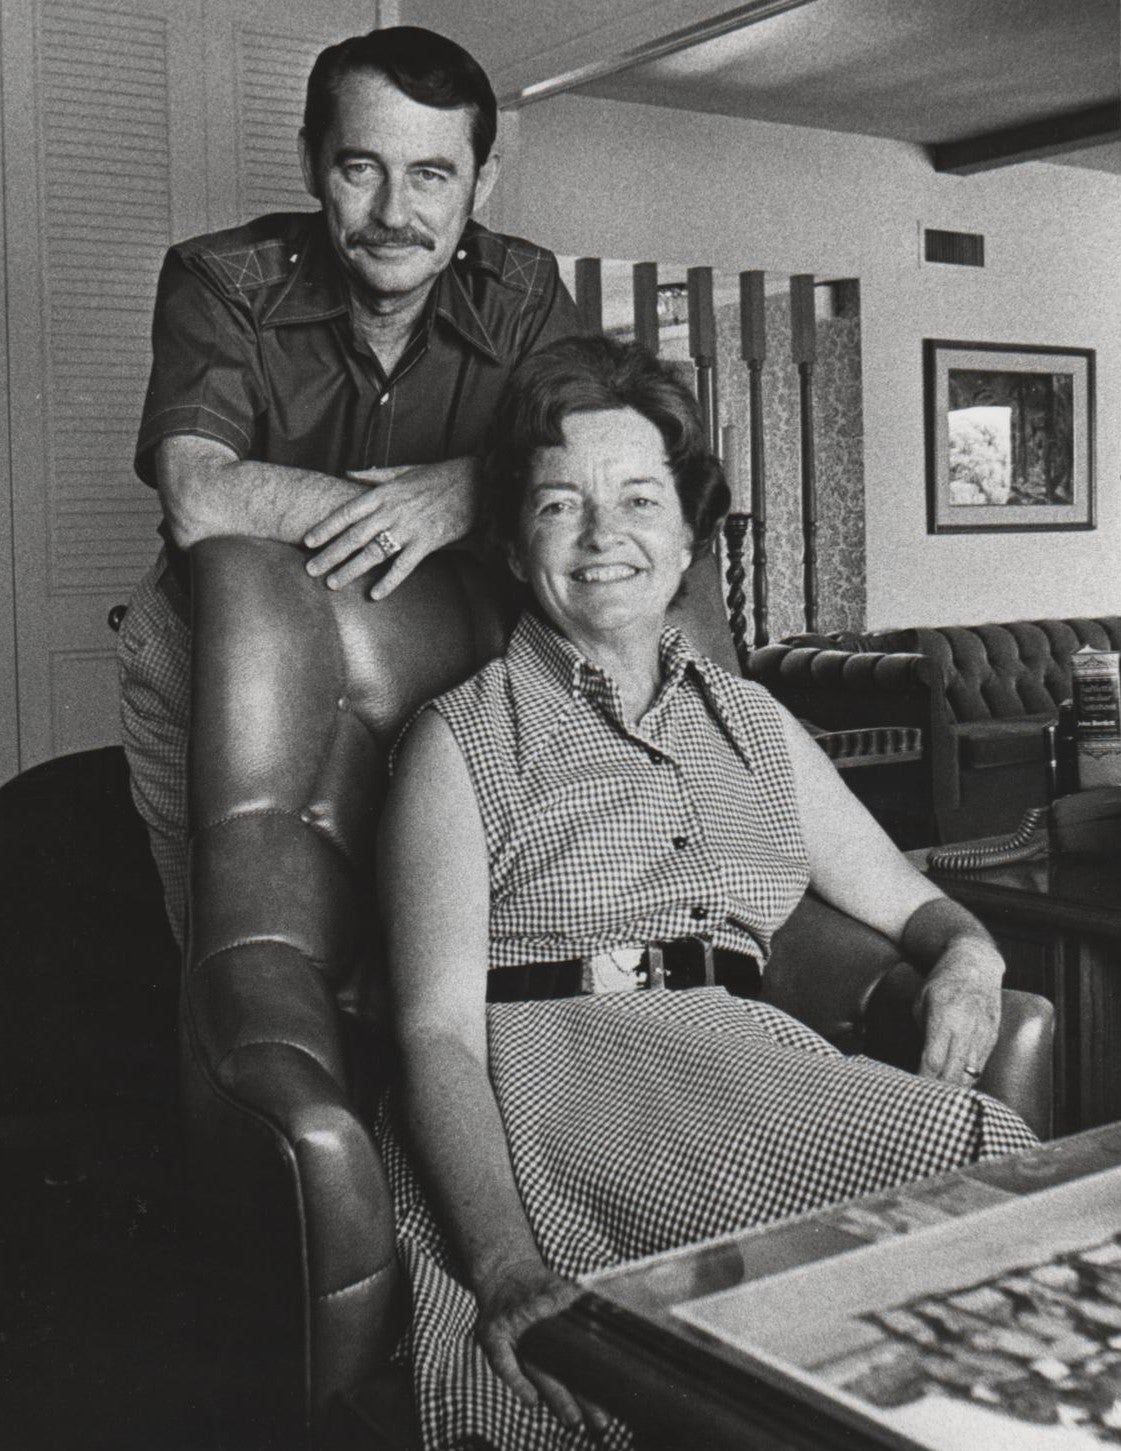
[
  {"xmin": 901, "ymin": 897, "xmax": 1005, "ymax": 1084},
  {"xmin": 399, "ymin": 1030, "xmax": 542, "ymax": 1294},
  {"xmin": 901, "ymin": 896, "xmax": 1003, "ymax": 980}
]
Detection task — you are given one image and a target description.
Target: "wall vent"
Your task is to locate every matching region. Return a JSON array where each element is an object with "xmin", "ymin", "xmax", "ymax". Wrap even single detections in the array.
[{"xmin": 923, "ymin": 227, "xmax": 985, "ymax": 267}]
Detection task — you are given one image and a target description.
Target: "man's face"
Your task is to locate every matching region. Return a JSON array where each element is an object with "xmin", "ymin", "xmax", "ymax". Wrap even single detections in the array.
[{"xmin": 300, "ymin": 69, "xmax": 497, "ymax": 310}]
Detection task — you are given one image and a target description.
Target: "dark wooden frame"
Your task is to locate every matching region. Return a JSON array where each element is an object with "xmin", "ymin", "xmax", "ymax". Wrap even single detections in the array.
[{"xmin": 924, "ymin": 339, "xmax": 1096, "ymax": 535}]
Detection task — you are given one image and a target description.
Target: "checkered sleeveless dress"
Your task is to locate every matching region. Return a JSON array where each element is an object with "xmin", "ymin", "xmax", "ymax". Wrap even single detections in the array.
[{"xmin": 373, "ymin": 613, "xmax": 1036, "ymax": 1451}]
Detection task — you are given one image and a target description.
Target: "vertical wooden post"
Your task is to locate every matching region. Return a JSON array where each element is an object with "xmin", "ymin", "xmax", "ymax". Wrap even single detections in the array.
[
  {"xmin": 632, "ymin": 262, "xmax": 659, "ymax": 352},
  {"xmin": 574, "ymin": 257, "xmax": 603, "ymax": 333},
  {"xmin": 686, "ymin": 266, "xmax": 718, "ymax": 452},
  {"xmin": 723, "ymin": 513, "xmax": 751, "ymax": 673},
  {"xmin": 790, "ymin": 273, "xmax": 818, "ymax": 634},
  {"xmin": 739, "ymin": 269, "xmax": 769, "ymax": 648}
]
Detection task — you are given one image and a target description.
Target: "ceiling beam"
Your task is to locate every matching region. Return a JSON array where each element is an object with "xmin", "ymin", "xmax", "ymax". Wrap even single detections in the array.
[
  {"xmin": 501, "ymin": 0, "xmax": 818, "ymax": 110},
  {"xmin": 931, "ymin": 102, "xmax": 1121, "ymax": 175}
]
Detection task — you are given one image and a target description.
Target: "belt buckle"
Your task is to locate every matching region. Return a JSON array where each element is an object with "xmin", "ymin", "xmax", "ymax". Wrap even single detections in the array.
[
  {"xmin": 671, "ymin": 936, "xmax": 715, "ymax": 989},
  {"xmin": 647, "ymin": 938, "xmax": 715, "ymax": 989},
  {"xmin": 581, "ymin": 947, "xmax": 645, "ymax": 994},
  {"xmin": 694, "ymin": 935, "xmax": 716, "ymax": 987}
]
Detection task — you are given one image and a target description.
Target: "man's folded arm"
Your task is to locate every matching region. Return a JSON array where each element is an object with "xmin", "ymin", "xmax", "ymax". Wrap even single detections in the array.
[{"xmin": 154, "ymin": 434, "xmax": 366, "ymax": 551}]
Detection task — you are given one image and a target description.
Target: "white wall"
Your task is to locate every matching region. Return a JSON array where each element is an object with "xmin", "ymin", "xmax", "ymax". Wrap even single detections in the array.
[{"xmin": 487, "ymin": 94, "xmax": 1121, "ymax": 629}]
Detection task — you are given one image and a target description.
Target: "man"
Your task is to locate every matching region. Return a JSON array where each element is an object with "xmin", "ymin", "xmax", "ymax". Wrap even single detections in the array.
[{"xmin": 119, "ymin": 26, "xmax": 580, "ymax": 941}]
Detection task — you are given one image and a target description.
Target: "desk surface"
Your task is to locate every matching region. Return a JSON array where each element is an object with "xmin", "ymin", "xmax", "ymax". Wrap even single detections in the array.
[
  {"xmin": 913, "ymin": 842, "xmax": 1121, "ymax": 941},
  {"xmin": 914, "ymin": 840, "xmax": 1121, "ymax": 1136},
  {"xmin": 522, "ymin": 1123, "xmax": 1121, "ymax": 1451}
]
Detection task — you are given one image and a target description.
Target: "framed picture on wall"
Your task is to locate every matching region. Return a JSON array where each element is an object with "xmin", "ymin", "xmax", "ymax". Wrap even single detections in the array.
[{"xmin": 924, "ymin": 339, "xmax": 1096, "ymax": 534}]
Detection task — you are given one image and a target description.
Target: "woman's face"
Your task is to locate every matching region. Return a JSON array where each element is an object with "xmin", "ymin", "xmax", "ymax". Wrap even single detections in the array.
[{"xmin": 512, "ymin": 408, "xmax": 695, "ymax": 647}]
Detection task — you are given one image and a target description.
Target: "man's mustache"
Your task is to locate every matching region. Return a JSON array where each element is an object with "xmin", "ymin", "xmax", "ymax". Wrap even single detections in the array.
[{"xmin": 349, "ymin": 226, "xmax": 436, "ymax": 251}]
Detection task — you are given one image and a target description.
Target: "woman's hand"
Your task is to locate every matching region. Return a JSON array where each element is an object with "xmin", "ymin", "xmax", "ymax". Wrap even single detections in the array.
[
  {"xmin": 915, "ymin": 938, "xmax": 1003, "ymax": 1088},
  {"xmin": 476, "ymin": 1256, "xmax": 611, "ymax": 1436}
]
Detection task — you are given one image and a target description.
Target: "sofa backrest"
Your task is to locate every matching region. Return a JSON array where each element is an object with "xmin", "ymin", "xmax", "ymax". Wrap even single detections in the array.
[
  {"xmin": 786, "ymin": 618, "xmax": 1121, "ymax": 724},
  {"xmin": 915, "ymin": 620, "xmax": 1121, "ymax": 723}
]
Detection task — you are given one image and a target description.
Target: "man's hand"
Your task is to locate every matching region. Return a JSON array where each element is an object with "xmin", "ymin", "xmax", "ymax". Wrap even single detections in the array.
[
  {"xmin": 916, "ymin": 939, "xmax": 1003, "ymax": 1088},
  {"xmin": 303, "ymin": 456, "xmax": 481, "ymax": 598},
  {"xmin": 475, "ymin": 1257, "xmax": 611, "ymax": 1436}
]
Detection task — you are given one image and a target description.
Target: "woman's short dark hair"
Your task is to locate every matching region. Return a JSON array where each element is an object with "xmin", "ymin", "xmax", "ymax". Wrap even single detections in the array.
[
  {"xmin": 303, "ymin": 26, "xmax": 498, "ymax": 173},
  {"xmin": 484, "ymin": 335, "xmax": 730, "ymax": 557}
]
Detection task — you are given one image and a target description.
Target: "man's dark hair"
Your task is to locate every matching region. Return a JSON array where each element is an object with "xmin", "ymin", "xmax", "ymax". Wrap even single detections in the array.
[
  {"xmin": 303, "ymin": 26, "xmax": 498, "ymax": 172},
  {"xmin": 484, "ymin": 335, "xmax": 730, "ymax": 559}
]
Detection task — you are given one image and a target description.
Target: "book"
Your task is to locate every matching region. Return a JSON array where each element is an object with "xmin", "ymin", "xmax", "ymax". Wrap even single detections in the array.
[
  {"xmin": 673, "ymin": 1165, "xmax": 1121, "ymax": 1450},
  {"xmin": 1071, "ymin": 649, "xmax": 1121, "ymax": 789}
]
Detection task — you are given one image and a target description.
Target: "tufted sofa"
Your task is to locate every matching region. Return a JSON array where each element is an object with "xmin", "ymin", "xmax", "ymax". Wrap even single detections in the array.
[{"xmin": 748, "ymin": 616, "xmax": 1121, "ymax": 843}]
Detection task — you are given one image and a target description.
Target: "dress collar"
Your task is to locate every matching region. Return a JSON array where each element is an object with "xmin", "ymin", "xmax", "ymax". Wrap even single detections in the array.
[{"xmin": 507, "ymin": 612, "xmax": 703, "ymax": 770}]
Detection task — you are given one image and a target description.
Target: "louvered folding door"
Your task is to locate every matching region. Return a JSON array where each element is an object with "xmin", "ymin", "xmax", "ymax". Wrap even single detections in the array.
[{"xmin": 0, "ymin": 0, "xmax": 382, "ymax": 778}]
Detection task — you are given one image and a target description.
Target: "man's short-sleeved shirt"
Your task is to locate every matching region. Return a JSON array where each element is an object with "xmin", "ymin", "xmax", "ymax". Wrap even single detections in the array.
[{"xmin": 135, "ymin": 210, "xmax": 581, "ymax": 576}]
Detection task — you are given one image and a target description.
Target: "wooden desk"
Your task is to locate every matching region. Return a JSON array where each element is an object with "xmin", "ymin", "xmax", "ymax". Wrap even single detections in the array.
[
  {"xmin": 522, "ymin": 1124, "xmax": 1121, "ymax": 1451},
  {"xmin": 916, "ymin": 845, "xmax": 1121, "ymax": 1133}
]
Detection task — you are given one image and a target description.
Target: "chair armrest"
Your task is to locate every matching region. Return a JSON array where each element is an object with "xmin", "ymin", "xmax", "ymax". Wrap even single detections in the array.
[
  {"xmin": 182, "ymin": 942, "xmax": 400, "ymax": 1418},
  {"xmin": 763, "ymin": 893, "xmax": 902, "ymax": 1052},
  {"xmin": 747, "ymin": 644, "xmax": 941, "ymax": 731},
  {"xmin": 861, "ymin": 964, "xmax": 1054, "ymax": 1141},
  {"xmin": 748, "ymin": 644, "xmax": 960, "ymax": 830},
  {"xmin": 811, "ymin": 724, "xmax": 923, "ymax": 767},
  {"xmin": 764, "ymin": 895, "xmax": 1055, "ymax": 1140},
  {"xmin": 977, "ymin": 989, "xmax": 1054, "ymax": 1141}
]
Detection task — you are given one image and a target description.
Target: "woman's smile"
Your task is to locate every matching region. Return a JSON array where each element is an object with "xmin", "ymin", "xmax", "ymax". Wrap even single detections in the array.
[
  {"xmin": 569, "ymin": 562, "xmax": 641, "ymax": 583},
  {"xmin": 512, "ymin": 407, "xmax": 694, "ymax": 654}
]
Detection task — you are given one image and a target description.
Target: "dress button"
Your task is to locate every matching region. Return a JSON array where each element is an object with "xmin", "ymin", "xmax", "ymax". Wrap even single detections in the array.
[
  {"xmin": 690, "ymin": 905, "xmax": 709, "ymax": 921},
  {"xmin": 456, "ymin": 248, "xmax": 467, "ymax": 260},
  {"xmin": 672, "ymin": 836, "xmax": 688, "ymax": 850}
]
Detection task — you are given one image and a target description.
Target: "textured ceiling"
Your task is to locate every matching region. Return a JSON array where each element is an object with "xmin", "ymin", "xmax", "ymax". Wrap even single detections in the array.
[{"xmin": 566, "ymin": 0, "xmax": 1121, "ymax": 174}]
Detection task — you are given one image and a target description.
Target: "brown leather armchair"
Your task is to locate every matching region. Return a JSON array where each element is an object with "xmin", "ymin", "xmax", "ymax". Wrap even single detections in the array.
[{"xmin": 182, "ymin": 538, "xmax": 1053, "ymax": 1449}]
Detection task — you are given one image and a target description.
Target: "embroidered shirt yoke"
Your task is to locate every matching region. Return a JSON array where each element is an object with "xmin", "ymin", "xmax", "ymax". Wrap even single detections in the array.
[
  {"xmin": 428, "ymin": 611, "xmax": 810, "ymax": 967},
  {"xmin": 134, "ymin": 211, "xmax": 579, "ymax": 590}
]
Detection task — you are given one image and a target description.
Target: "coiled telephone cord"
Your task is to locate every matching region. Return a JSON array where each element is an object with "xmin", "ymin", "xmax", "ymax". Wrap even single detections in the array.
[{"xmin": 927, "ymin": 806, "xmax": 1050, "ymax": 873}]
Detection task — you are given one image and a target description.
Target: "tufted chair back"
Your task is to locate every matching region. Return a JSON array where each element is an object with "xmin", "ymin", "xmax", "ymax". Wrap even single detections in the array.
[
  {"xmin": 186, "ymin": 539, "xmax": 738, "ymax": 1006},
  {"xmin": 180, "ymin": 535, "xmax": 740, "ymax": 1436},
  {"xmin": 182, "ymin": 540, "xmax": 513, "ymax": 1432},
  {"xmin": 181, "ymin": 540, "xmax": 1053, "ymax": 1444},
  {"xmin": 187, "ymin": 541, "xmax": 509, "ymax": 1008}
]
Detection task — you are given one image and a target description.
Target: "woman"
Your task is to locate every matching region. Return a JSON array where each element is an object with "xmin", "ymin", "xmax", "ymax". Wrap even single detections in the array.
[{"xmin": 375, "ymin": 335, "xmax": 1036, "ymax": 1451}]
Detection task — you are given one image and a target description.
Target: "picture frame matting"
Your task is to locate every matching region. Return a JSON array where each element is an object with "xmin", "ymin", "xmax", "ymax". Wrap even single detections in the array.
[{"xmin": 923, "ymin": 339, "xmax": 1096, "ymax": 534}]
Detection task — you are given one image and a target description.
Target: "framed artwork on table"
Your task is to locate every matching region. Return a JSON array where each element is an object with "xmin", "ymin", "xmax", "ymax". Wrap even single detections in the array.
[{"xmin": 924, "ymin": 340, "xmax": 1095, "ymax": 534}]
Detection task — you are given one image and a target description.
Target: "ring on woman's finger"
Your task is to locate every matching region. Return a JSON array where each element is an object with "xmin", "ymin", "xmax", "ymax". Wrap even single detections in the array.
[
  {"xmin": 964, "ymin": 1065, "xmax": 982, "ymax": 1078},
  {"xmin": 373, "ymin": 528, "xmax": 402, "ymax": 558}
]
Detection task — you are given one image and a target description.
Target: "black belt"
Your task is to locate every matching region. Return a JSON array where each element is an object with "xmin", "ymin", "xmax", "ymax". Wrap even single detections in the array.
[{"xmin": 486, "ymin": 937, "xmax": 761, "ymax": 1002}]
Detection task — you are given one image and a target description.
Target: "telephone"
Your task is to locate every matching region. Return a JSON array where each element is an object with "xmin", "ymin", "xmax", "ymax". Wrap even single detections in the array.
[
  {"xmin": 929, "ymin": 786, "xmax": 1121, "ymax": 873},
  {"xmin": 929, "ymin": 696, "xmax": 1121, "ymax": 872}
]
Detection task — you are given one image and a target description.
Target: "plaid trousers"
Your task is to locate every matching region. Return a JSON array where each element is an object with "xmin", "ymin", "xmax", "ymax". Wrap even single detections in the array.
[{"xmin": 117, "ymin": 554, "xmax": 189, "ymax": 945}]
